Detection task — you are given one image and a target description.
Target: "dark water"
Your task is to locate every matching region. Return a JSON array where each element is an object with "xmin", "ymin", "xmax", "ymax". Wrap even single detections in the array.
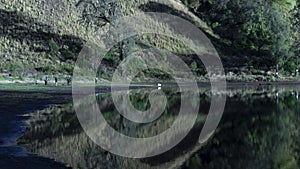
[
  {"xmin": 0, "ymin": 90, "xmax": 72, "ymax": 169},
  {"xmin": 1, "ymin": 86, "xmax": 300, "ymax": 169}
]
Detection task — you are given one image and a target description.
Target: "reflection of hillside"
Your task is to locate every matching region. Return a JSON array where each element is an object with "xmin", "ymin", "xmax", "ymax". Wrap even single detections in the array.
[
  {"xmin": 18, "ymin": 87, "xmax": 300, "ymax": 169},
  {"xmin": 182, "ymin": 91, "xmax": 300, "ymax": 169},
  {"xmin": 19, "ymin": 105, "xmax": 120, "ymax": 169},
  {"xmin": 18, "ymin": 90, "xmax": 208, "ymax": 169}
]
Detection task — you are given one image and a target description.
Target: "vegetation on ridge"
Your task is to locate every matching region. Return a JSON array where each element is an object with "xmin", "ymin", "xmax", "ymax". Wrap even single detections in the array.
[{"xmin": 0, "ymin": 0, "xmax": 299, "ymax": 81}]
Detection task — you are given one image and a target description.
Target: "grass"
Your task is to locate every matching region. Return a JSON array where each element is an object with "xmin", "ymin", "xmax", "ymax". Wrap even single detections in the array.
[{"xmin": 0, "ymin": 83, "xmax": 71, "ymax": 92}]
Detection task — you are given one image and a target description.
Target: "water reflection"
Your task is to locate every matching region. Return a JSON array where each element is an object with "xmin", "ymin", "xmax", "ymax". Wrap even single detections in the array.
[
  {"xmin": 18, "ymin": 86, "xmax": 300, "ymax": 169},
  {"xmin": 0, "ymin": 90, "xmax": 71, "ymax": 157}
]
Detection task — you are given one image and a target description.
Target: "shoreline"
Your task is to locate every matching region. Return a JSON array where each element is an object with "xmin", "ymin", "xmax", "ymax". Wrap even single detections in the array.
[
  {"xmin": 0, "ymin": 80, "xmax": 300, "ymax": 92},
  {"xmin": 0, "ymin": 89, "xmax": 73, "ymax": 169}
]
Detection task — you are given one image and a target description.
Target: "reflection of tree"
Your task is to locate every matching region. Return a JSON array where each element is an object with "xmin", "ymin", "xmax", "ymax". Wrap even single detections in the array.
[
  {"xmin": 183, "ymin": 92, "xmax": 299, "ymax": 169},
  {"xmin": 18, "ymin": 89, "xmax": 206, "ymax": 169},
  {"xmin": 18, "ymin": 88, "xmax": 300, "ymax": 169}
]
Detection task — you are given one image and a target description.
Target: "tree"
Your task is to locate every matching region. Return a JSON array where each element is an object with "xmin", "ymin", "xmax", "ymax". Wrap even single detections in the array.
[
  {"xmin": 76, "ymin": 0, "xmax": 120, "ymax": 27},
  {"xmin": 183, "ymin": 0, "xmax": 295, "ymax": 71}
]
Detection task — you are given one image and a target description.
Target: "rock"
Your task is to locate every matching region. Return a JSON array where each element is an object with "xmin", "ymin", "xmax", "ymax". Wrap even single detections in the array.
[
  {"xmin": 266, "ymin": 71, "xmax": 274, "ymax": 76},
  {"xmin": 259, "ymin": 70, "xmax": 266, "ymax": 75},
  {"xmin": 227, "ymin": 71, "xmax": 235, "ymax": 77}
]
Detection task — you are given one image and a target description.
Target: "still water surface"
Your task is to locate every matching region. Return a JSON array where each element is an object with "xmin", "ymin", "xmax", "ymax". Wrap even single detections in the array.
[{"xmin": 0, "ymin": 86, "xmax": 299, "ymax": 169}]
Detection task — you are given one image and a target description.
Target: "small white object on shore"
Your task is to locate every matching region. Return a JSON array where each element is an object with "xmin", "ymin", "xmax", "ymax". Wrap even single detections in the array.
[{"xmin": 158, "ymin": 83, "xmax": 162, "ymax": 90}]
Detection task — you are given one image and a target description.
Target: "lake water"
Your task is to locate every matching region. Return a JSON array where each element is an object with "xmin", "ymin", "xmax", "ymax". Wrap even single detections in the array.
[{"xmin": 0, "ymin": 85, "xmax": 299, "ymax": 169}]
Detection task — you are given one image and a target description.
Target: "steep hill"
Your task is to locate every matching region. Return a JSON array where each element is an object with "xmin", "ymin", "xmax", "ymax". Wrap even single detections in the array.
[{"xmin": 0, "ymin": 0, "xmax": 299, "ymax": 81}]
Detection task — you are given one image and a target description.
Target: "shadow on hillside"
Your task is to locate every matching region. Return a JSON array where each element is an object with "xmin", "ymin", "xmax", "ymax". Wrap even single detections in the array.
[{"xmin": 0, "ymin": 9, "xmax": 83, "ymax": 61}]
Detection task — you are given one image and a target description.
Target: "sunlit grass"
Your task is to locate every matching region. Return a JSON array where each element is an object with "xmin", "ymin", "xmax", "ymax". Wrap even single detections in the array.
[{"xmin": 0, "ymin": 83, "xmax": 71, "ymax": 91}]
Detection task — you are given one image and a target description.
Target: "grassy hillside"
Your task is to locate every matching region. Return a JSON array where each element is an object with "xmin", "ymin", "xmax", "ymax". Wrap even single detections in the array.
[
  {"xmin": 1, "ymin": 0, "xmax": 89, "ymax": 76},
  {"xmin": 0, "ymin": 0, "xmax": 214, "ymax": 79},
  {"xmin": 0, "ymin": 0, "xmax": 299, "ymax": 81}
]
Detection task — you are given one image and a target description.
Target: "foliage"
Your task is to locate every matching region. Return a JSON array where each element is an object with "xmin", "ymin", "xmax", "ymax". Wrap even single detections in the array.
[
  {"xmin": 75, "ymin": 0, "xmax": 120, "ymax": 27},
  {"xmin": 190, "ymin": 61, "xmax": 199, "ymax": 75},
  {"xmin": 1, "ymin": 0, "xmax": 299, "ymax": 78},
  {"xmin": 183, "ymin": 91, "xmax": 300, "ymax": 169},
  {"xmin": 48, "ymin": 39, "xmax": 60, "ymax": 57},
  {"xmin": 183, "ymin": 0, "xmax": 299, "ymax": 72}
]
